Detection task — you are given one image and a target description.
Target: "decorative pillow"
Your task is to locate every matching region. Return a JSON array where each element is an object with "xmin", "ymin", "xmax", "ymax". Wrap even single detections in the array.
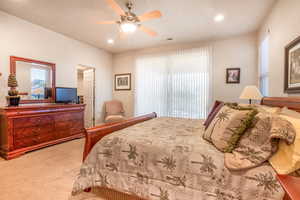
[
  {"xmin": 255, "ymin": 105, "xmax": 281, "ymax": 114},
  {"xmin": 225, "ymin": 114, "xmax": 295, "ymax": 171},
  {"xmin": 204, "ymin": 101, "xmax": 224, "ymax": 129},
  {"xmin": 269, "ymin": 114, "xmax": 300, "ymax": 174},
  {"xmin": 203, "ymin": 104, "xmax": 258, "ymax": 152},
  {"xmin": 238, "ymin": 104, "xmax": 281, "ymax": 114},
  {"xmin": 280, "ymin": 107, "xmax": 300, "ymax": 119}
]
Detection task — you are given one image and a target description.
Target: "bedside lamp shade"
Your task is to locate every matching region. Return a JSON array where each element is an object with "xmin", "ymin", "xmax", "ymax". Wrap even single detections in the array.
[{"xmin": 240, "ymin": 85, "xmax": 263, "ymax": 104}]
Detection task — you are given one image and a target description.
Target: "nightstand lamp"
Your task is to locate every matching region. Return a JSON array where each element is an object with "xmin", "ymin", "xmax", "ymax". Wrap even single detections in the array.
[{"xmin": 240, "ymin": 85, "xmax": 263, "ymax": 104}]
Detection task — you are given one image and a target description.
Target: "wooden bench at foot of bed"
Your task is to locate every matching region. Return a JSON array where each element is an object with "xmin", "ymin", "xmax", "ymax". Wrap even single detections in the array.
[{"xmin": 82, "ymin": 112, "xmax": 157, "ymax": 161}]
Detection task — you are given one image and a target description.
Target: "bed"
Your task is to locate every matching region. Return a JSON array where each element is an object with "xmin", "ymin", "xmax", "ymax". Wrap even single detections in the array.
[{"xmin": 71, "ymin": 97, "xmax": 300, "ymax": 200}]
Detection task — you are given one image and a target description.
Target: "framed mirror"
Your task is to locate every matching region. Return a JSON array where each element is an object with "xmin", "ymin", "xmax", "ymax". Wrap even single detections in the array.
[{"xmin": 10, "ymin": 56, "xmax": 56, "ymax": 104}]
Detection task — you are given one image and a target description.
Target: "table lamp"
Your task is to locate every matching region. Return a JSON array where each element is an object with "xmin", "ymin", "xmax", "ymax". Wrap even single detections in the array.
[{"xmin": 239, "ymin": 85, "xmax": 263, "ymax": 104}]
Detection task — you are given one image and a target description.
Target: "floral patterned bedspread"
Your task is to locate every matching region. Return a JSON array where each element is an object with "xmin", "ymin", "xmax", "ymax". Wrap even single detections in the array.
[{"xmin": 72, "ymin": 117, "xmax": 284, "ymax": 200}]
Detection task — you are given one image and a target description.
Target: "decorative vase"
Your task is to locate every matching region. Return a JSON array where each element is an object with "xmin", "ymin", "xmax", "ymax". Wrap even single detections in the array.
[
  {"xmin": 7, "ymin": 73, "xmax": 20, "ymax": 106},
  {"xmin": 8, "ymin": 88, "xmax": 19, "ymax": 96},
  {"xmin": 6, "ymin": 96, "xmax": 20, "ymax": 106},
  {"xmin": 8, "ymin": 74, "xmax": 18, "ymax": 88}
]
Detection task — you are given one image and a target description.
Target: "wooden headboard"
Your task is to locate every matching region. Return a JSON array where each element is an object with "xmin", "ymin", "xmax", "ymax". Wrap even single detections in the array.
[{"xmin": 261, "ymin": 97, "xmax": 300, "ymax": 113}]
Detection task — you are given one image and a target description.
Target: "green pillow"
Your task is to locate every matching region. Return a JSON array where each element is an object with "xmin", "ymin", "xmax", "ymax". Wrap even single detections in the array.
[{"xmin": 203, "ymin": 103, "xmax": 258, "ymax": 153}]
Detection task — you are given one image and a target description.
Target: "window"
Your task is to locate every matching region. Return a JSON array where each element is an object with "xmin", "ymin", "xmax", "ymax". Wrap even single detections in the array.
[
  {"xmin": 259, "ymin": 36, "xmax": 269, "ymax": 96},
  {"xmin": 135, "ymin": 47, "xmax": 212, "ymax": 119}
]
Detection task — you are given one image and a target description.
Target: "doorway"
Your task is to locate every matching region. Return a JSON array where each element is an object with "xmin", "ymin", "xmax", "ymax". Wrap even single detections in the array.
[{"xmin": 77, "ymin": 65, "xmax": 95, "ymax": 128}]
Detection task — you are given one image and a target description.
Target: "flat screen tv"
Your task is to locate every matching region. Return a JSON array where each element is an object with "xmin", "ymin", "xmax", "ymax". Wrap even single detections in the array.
[{"xmin": 55, "ymin": 87, "xmax": 77, "ymax": 104}]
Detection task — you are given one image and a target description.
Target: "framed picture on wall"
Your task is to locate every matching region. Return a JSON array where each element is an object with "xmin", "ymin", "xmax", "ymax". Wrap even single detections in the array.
[
  {"xmin": 226, "ymin": 68, "xmax": 240, "ymax": 84},
  {"xmin": 285, "ymin": 36, "xmax": 300, "ymax": 93},
  {"xmin": 115, "ymin": 73, "xmax": 131, "ymax": 91}
]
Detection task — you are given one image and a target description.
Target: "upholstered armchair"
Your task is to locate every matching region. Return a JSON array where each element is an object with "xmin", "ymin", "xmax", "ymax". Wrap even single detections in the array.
[{"xmin": 104, "ymin": 100, "xmax": 125, "ymax": 123}]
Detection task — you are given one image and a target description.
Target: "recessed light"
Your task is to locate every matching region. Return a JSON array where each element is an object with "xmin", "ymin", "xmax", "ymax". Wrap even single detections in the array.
[
  {"xmin": 214, "ymin": 14, "xmax": 224, "ymax": 22},
  {"xmin": 107, "ymin": 39, "xmax": 114, "ymax": 44}
]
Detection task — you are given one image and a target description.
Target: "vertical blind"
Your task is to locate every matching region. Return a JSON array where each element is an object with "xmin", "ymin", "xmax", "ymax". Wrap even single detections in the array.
[{"xmin": 135, "ymin": 47, "xmax": 212, "ymax": 119}]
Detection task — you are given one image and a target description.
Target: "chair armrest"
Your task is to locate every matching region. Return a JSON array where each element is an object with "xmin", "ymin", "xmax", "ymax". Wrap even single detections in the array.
[
  {"xmin": 277, "ymin": 174, "xmax": 300, "ymax": 200},
  {"xmin": 83, "ymin": 112, "xmax": 157, "ymax": 161}
]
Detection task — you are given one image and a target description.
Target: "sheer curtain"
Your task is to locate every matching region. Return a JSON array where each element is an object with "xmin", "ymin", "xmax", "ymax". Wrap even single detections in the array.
[
  {"xmin": 259, "ymin": 36, "xmax": 269, "ymax": 96},
  {"xmin": 135, "ymin": 47, "xmax": 212, "ymax": 119}
]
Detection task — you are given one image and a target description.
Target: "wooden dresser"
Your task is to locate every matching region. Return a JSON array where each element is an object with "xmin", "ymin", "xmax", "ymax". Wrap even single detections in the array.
[{"xmin": 0, "ymin": 104, "xmax": 85, "ymax": 160}]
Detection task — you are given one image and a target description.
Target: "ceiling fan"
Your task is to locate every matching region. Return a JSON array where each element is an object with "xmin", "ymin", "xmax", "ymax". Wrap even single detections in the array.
[{"xmin": 99, "ymin": 0, "xmax": 162, "ymax": 37}]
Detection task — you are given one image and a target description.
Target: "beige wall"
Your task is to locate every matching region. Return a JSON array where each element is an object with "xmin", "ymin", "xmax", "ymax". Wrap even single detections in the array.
[
  {"xmin": 113, "ymin": 33, "xmax": 258, "ymax": 117},
  {"xmin": 258, "ymin": 0, "xmax": 300, "ymax": 97},
  {"xmin": 0, "ymin": 11, "xmax": 113, "ymax": 123}
]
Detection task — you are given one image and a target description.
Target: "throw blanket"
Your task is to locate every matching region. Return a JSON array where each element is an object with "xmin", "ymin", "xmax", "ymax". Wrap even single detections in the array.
[
  {"xmin": 72, "ymin": 117, "xmax": 285, "ymax": 200},
  {"xmin": 225, "ymin": 113, "xmax": 296, "ymax": 171}
]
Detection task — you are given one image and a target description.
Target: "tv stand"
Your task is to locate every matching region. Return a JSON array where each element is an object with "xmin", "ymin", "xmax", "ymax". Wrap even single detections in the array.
[{"xmin": 0, "ymin": 103, "xmax": 85, "ymax": 160}]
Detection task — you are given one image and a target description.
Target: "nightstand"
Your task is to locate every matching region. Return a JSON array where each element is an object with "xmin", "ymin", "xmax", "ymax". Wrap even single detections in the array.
[{"xmin": 277, "ymin": 175, "xmax": 300, "ymax": 200}]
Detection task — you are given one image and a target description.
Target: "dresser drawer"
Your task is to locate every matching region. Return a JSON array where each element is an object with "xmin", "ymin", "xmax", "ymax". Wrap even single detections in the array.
[
  {"xmin": 14, "ymin": 137, "xmax": 37, "ymax": 149},
  {"xmin": 13, "ymin": 115, "xmax": 54, "ymax": 128},
  {"xmin": 55, "ymin": 120, "xmax": 84, "ymax": 138},
  {"xmin": 54, "ymin": 112, "xmax": 83, "ymax": 122},
  {"xmin": 14, "ymin": 132, "xmax": 55, "ymax": 149},
  {"xmin": 14, "ymin": 124, "xmax": 55, "ymax": 139},
  {"xmin": 56, "ymin": 128, "xmax": 83, "ymax": 139},
  {"xmin": 55, "ymin": 120, "xmax": 83, "ymax": 129}
]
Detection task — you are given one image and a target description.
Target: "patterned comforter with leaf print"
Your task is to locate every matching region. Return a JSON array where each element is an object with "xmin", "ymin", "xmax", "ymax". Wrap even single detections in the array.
[{"xmin": 72, "ymin": 117, "xmax": 285, "ymax": 200}]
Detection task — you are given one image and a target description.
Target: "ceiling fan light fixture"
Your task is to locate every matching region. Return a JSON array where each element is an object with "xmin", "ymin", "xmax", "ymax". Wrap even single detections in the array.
[
  {"xmin": 100, "ymin": 0, "xmax": 161, "ymax": 37},
  {"xmin": 120, "ymin": 22, "xmax": 137, "ymax": 33},
  {"xmin": 214, "ymin": 14, "xmax": 225, "ymax": 22},
  {"xmin": 107, "ymin": 39, "xmax": 114, "ymax": 44}
]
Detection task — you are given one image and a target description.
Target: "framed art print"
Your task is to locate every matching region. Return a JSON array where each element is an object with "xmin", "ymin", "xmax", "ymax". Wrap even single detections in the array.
[
  {"xmin": 115, "ymin": 73, "xmax": 131, "ymax": 91},
  {"xmin": 285, "ymin": 36, "xmax": 300, "ymax": 93},
  {"xmin": 226, "ymin": 68, "xmax": 240, "ymax": 84}
]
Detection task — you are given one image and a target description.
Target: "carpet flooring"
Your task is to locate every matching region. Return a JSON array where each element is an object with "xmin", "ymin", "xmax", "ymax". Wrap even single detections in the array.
[{"xmin": 0, "ymin": 139, "xmax": 107, "ymax": 200}]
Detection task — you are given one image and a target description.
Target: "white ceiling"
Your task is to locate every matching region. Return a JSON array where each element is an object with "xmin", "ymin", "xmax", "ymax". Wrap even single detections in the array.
[{"xmin": 0, "ymin": 0, "xmax": 276, "ymax": 53}]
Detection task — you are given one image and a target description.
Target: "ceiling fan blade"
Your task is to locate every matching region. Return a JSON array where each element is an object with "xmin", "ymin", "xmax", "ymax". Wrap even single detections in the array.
[
  {"xmin": 105, "ymin": 0, "xmax": 125, "ymax": 16},
  {"xmin": 138, "ymin": 10, "xmax": 162, "ymax": 22},
  {"xmin": 139, "ymin": 25, "xmax": 157, "ymax": 37},
  {"xmin": 98, "ymin": 20, "xmax": 117, "ymax": 24}
]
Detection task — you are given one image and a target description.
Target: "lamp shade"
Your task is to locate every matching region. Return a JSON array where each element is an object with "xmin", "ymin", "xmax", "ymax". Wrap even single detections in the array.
[{"xmin": 239, "ymin": 85, "xmax": 263, "ymax": 100}]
